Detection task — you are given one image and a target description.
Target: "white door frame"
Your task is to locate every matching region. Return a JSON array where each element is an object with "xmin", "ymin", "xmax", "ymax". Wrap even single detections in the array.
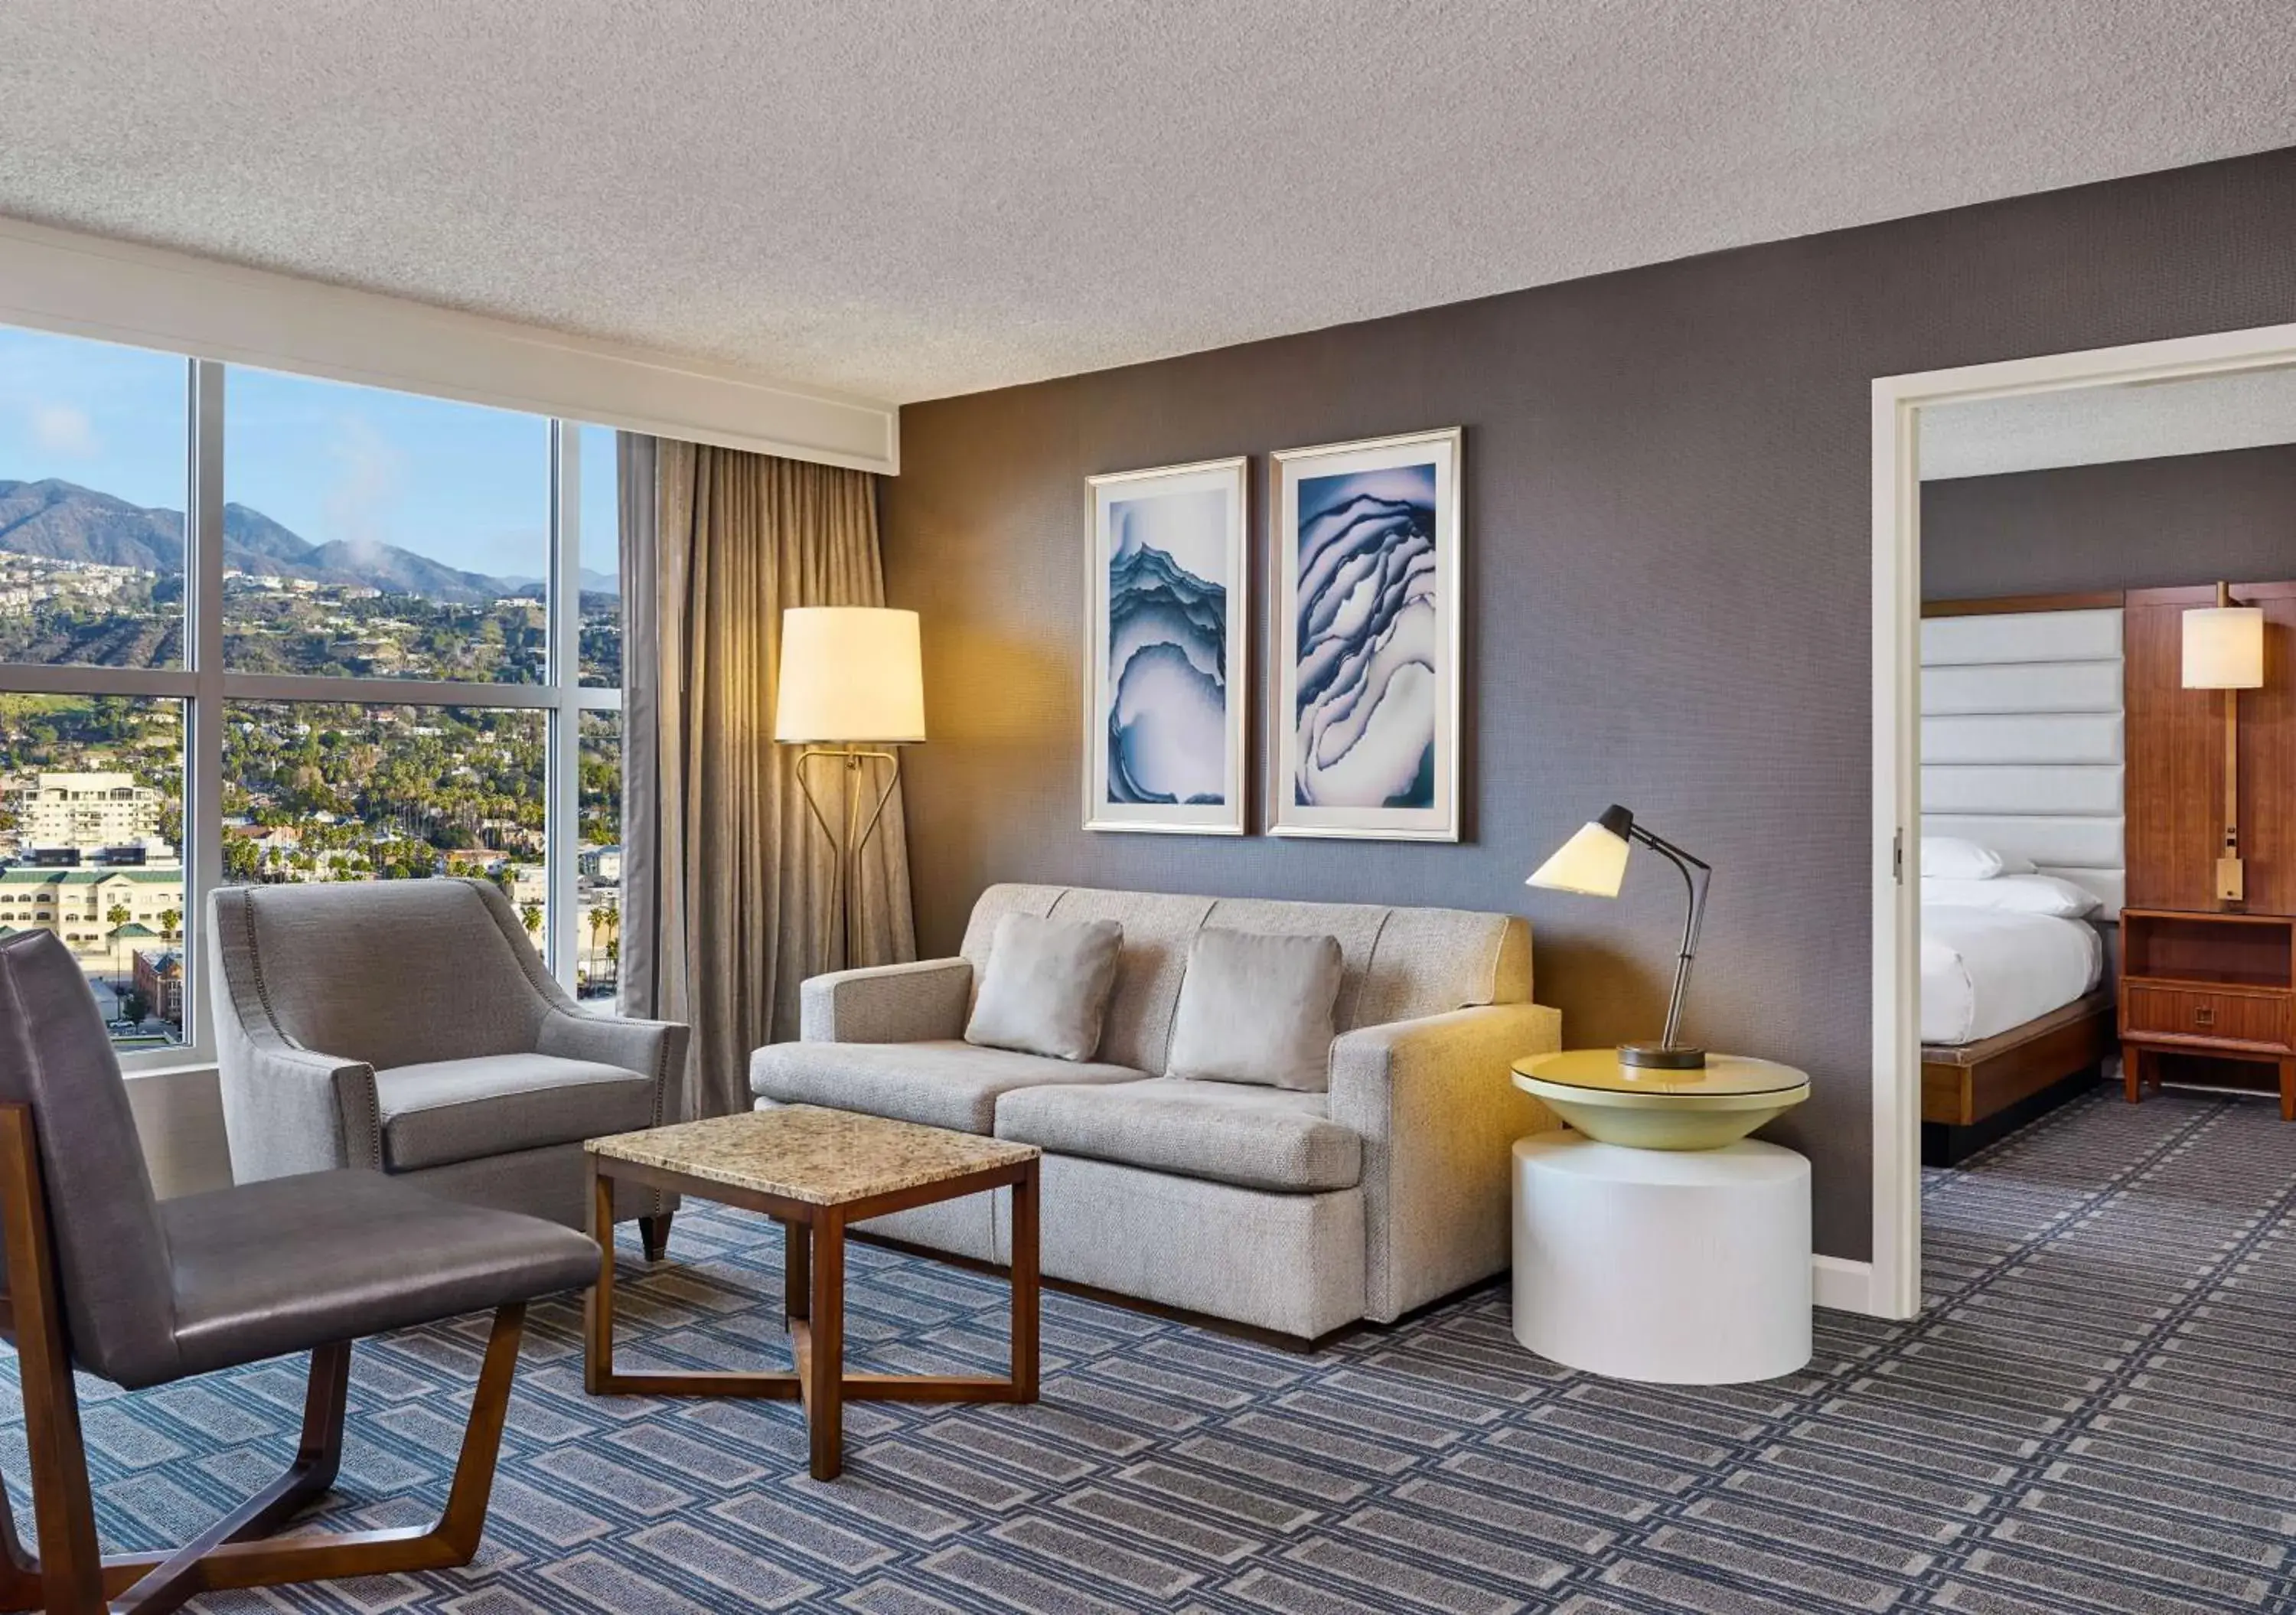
[{"xmin": 1867, "ymin": 318, "xmax": 2296, "ymax": 1321}]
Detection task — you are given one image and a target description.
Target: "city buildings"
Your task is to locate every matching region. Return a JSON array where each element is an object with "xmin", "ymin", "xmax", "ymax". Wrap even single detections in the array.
[
  {"xmin": 5, "ymin": 770, "xmax": 165, "ymax": 853},
  {"xmin": 0, "ymin": 866, "xmax": 184, "ymax": 964},
  {"xmin": 132, "ymin": 946, "xmax": 184, "ymax": 1023}
]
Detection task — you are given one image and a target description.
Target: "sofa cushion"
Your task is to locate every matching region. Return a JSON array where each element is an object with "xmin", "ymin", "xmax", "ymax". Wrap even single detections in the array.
[
  {"xmin": 1167, "ymin": 928, "xmax": 1344, "ymax": 1091},
  {"xmin": 373, "ymin": 1053, "xmax": 656, "ymax": 1173},
  {"xmin": 995, "ymin": 1078, "xmax": 1362, "ymax": 1192},
  {"xmin": 965, "ymin": 913, "xmax": 1123, "ymax": 1061},
  {"xmin": 750, "ymin": 1039, "xmax": 1145, "ymax": 1135}
]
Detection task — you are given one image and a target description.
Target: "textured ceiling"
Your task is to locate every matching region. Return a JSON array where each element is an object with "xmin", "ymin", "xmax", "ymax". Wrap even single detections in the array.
[
  {"xmin": 1, "ymin": 2, "xmax": 2292, "ymax": 404},
  {"xmin": 1923, "ymin": 365, "xmax": 2296, "ymax": 481}
]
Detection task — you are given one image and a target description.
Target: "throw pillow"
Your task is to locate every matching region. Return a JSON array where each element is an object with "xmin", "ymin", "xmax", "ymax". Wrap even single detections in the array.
[
  {"xmin": 1919, "ymin": 835, "xmax": 2035, "ymax": 881},
  {"xmin": 1920, "ymin": 873, "xmax": 2099, "ymax": 918},
  {"xmin": 964, "ymin": 912, "xmax": 1124, "ymax": 1062},
  {"xmin": 1166, "ymin": 928, "xmax": 1345, "ymax": 1091}
]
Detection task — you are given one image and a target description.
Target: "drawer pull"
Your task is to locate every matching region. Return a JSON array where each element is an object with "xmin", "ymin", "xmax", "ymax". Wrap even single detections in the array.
[{"xmin": 2194, "ymin": 1005, "xmax": 2216, "ymax": 1028}]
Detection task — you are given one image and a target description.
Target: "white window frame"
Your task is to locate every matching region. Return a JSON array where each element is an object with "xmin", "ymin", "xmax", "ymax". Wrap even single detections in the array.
[{"xmin": 0, "ymin": 352, "xmax": 621, "ymax": 1076}]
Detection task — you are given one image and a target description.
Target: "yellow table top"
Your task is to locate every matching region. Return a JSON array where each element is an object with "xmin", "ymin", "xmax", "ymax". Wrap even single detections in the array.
[{"xmin": 1514, "ymin": 1049, "xmax": 1810, "ymax": 1098}]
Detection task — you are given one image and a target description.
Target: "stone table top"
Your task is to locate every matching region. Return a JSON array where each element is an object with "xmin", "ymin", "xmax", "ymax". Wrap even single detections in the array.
[{"xmin": 586, "ymin": 1105, "xmax": 1039, "ymax": 1207}]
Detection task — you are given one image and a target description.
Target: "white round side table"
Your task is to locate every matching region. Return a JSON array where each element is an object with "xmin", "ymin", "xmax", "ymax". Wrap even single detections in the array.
[{"xmin": 1512, "ymin": 1130, "xmax": 1811, "ymax": 1384}]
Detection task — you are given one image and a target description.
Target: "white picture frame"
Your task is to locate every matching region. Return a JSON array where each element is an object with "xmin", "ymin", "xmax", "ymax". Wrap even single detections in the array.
[
  {"xmin": 1270, "ymin": 427, "xmax": 1462, "ymax": 841},
  {"xmin": 1084, "ymin": 456, "xmax": 1250, "ymax": 834}
]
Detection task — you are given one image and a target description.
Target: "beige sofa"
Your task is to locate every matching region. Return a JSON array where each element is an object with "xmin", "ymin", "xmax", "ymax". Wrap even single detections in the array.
[{"xmin": 749, "ymin": 883, "xmax": 1560, "ymax": 1339}]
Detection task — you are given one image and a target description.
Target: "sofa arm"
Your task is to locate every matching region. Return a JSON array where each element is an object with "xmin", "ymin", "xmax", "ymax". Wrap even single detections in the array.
[
  {"xmin": 1328, "ymin": 1000, "xmax": 1563, "ymax": 1323},
  {"xmin": 539, "ymin": 1009, "xmax": 691, "ymax": 1128},
  {"xmin": 217, "ymin": 1028, "xmax": 383, "ymax": 1180},
  {"xmin": 799, "ymin": 958, "xmax": 972, "ymax": 1043}
]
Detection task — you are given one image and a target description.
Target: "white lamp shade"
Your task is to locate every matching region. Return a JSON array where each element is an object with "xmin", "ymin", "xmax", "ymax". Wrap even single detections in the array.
[
  {"xmin": 774, "ymin": 607, "xmax": 926, "ymax": 742},
  {"xmin": 1527, "ymin": 818, "xmax": 1632, "ymax": 897},
  {"xmin": 2182, "ymin": 605, "xmax": 2265, "ymax": 690}
]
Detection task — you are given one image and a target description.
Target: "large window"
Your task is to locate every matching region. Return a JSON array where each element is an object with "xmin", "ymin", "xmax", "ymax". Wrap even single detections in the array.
[{"xmin": 0, "ymin": 324, "xmax": 623, "ymax": 1062}]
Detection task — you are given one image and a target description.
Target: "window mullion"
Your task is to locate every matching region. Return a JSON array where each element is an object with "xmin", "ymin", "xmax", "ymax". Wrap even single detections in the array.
[
  {"xmin": 546, "ymin": 423, "xmax": 581, "ymax": 990},
  {"xmin": 184, "ymin": 360, "xmax": 226, "ymax": 1065}
]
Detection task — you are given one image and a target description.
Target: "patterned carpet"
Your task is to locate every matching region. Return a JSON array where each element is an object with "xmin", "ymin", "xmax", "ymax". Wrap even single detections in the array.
[{"xmin": 8, "ymin": 1087, "xmax": 2296, "ymax": 1613}]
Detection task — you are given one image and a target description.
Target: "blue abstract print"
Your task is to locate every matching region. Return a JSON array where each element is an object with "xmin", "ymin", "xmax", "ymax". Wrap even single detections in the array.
[
  {"xmin": 1106, "ymin": 489, "xmax": 1228, "ymax": 805},
  {"xmin": 1293, "ymin": 463, "xmax": 1438, "ymax": 809}
]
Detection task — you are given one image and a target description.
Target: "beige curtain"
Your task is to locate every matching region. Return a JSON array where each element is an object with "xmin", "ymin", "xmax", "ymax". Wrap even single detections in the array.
[{"xmin": 621, "ymin": 438, "xmax": 917, "ymax": 1120}]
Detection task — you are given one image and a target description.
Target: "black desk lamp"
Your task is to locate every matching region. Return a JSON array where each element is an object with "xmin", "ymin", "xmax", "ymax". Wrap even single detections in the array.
[{"xmin": 1527, "ymin": 804, "xmax": 1711, "ymax": 1069}]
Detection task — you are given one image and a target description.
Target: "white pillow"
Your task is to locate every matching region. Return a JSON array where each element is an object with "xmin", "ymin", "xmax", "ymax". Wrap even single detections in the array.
[
  {"xmin": 965, "ymin": 913, "xmax": 1124, "ymax": 1061},
  {"xmin": 1165, "ymin": 928, "xmax": 1345, "ymax": 1091},
  {"xmin": 1921, "ymin": 873, "xmax": 2099, "ymax": 918},
  {"xmin": 1919, "ymin": 836, "xmax": 2034, "ymax": 881}
]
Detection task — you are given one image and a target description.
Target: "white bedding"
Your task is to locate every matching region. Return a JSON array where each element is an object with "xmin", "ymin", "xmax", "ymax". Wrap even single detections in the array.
[{"xmin": 1921, "ymin": 904, "xmax": 2104, "ymax": 1046}]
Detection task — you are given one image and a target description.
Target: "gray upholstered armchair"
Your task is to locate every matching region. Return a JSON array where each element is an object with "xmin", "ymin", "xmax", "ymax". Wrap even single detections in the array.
[{"xmin": 210, "ymin": 877, "xmax": 688, "ymax": 1256}]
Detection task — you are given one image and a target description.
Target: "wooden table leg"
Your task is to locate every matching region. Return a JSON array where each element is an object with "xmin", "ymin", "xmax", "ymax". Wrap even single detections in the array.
[
  {"xmin": 2123, "ymin": 1044, "xmax": 2144, "ymax": 1103},
  {"xmin": 1010, "ymin": 1163, "xmax": 1039, "ymax": 1404},
  {"xmin": 785, "ymin": 1217, "xmax": 811, "ymax": 1323},
  {"xmin": 2281, "ymin": 1057, "xmax": 2294, "ymax": 1123},
  {"xmin": 807, "ymin": 1209, "xmax": 845, "ymax": 1480},
  {"xmin": 584, "ymin": 1164, "xmax": 615, "ymax": 1394}
]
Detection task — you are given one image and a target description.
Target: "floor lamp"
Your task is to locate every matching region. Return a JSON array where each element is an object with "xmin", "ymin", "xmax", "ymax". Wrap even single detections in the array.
[{"xmin": 775, "ymin": 607, "xmax": 926, "ymax": 970}]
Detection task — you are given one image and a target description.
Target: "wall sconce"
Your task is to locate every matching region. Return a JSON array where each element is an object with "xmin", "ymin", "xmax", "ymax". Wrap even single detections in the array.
[{"xmin": 2181, "ymin": 582, "xmax": 2265, "ymax": 907}]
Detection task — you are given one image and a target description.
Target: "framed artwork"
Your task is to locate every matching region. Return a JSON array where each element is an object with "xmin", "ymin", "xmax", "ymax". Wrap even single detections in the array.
[
  {"xmin": 1270, "ymin": 427, "xmax": 1461, "ymax": 841},
  {"xmin": 1084, "ymin": 456, "xmax": 1249, "ymax": 834}
]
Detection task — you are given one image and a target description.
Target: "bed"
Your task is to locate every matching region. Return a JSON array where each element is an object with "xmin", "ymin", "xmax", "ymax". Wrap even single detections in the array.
[
  {"xmin": 1918, "ymin": 602, "xmax": 2125, "ymax": 1164},
  {"xmin": 1919, "ymin": 905, "xmax": 2113, "ymax": 1163},
  {"xmin": 1921, "ymin": 905, "xmax": 2103, "ymax": 1046}
]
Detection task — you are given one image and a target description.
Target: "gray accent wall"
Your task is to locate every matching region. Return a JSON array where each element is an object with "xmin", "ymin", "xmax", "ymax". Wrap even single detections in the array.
[
  {"xmin": 1924, "ymin": 443, "xmax": 2296, "ymax": 602},
  {"xmin": 882, "ymin": 148, "xmax": 2296, "ymax": 1262}
]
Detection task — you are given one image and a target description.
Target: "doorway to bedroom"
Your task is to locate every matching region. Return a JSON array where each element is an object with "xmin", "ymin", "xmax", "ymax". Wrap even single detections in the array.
[{"xmin": 1870, "ymin": 323, "xmax": 2296, "ymax": 1320}]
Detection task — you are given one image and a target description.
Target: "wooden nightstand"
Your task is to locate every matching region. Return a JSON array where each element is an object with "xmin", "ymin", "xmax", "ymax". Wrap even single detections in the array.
[{"xmin": 2118, "ymin": 908, "xmax": 2296, "ymax": 1119}]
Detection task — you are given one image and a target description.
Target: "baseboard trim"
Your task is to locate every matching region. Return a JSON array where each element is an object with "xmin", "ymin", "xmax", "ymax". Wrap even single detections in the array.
[{"xmin": 1812, "ymin": 1254, "xmax": 1875, "ymax": 1315}]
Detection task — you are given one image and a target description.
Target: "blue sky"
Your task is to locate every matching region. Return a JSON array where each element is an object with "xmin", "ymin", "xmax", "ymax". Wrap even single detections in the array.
[{"xmin": 0, "ymin": 324, "xmax": 618, "ymax": 582}]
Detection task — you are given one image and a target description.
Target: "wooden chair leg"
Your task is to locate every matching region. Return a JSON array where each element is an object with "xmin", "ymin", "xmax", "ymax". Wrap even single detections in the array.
[
  {"xmin": 0, "ymin": 1104, "xmax": 107, "ymax": 1614},
  {"xmin": 83, "ymin": 1341, "xmax": 353, "ymax": 1615},
  {"xmin": 639, "ymin": 1211, "xmax": 673, "ymax": 1263},
  {"xmin": 144, "ymin": 1303, "xmax": 529, "ymax": 1600},
  {"xmin": 0, "ymin": 1101, "xmax": 536, "ymax": 1613}
]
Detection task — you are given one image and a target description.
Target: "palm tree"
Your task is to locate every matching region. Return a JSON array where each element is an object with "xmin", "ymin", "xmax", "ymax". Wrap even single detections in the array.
[
  {"xmin": 158, "ymin": 907, "xmax": 182, "ymax": 945},
  {"xmin": 105, "ymin": 901, "xmax": 132, "ymax": 986},
  {"xmin": 520, "ymin": 899, "xmax": 543, "ymax": 941}
]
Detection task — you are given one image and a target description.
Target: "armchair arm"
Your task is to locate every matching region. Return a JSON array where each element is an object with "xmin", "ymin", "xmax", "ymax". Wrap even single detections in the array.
[
  {"xmin": 1327, "ymin": 1001, "xmax": 1563, "ymax": 1323},
  {"xmin": 799, "ymin": 958, "xmax": 973, "ymax": 1044},
  {"xmin": 538, "ymin": 1009, "xmax": 691, "ymax": 1128},
  {"xmin": 208, "ymin": 884, "xmax": 383, "ymax": 1182},
  {"xmin": 216, "ymin": 1023, "xmax": 382, "ymax": 1181}
]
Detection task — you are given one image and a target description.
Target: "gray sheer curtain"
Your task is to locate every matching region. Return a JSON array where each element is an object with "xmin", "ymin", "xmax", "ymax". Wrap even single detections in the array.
[{"xmin": 618, "ymin": 435, "xmax": 918, "ymax": 1119}]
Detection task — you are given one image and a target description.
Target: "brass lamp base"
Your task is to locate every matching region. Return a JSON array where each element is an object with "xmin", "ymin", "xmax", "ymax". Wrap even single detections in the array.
[{"xmin": 1619, "ymin": 1042, "xmax": 1707, "ymax": 1070}]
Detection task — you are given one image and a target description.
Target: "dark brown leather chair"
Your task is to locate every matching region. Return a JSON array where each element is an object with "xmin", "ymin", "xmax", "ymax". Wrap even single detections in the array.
[{"xmin": 0, "ymin": 929, "xmax": 602, "ymax": 1615}]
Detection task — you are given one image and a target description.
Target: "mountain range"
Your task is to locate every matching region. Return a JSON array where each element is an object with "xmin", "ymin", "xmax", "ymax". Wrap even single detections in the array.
[{"xmin": 0, "ymin": 478, "xmax": 616, "ymax": 604}]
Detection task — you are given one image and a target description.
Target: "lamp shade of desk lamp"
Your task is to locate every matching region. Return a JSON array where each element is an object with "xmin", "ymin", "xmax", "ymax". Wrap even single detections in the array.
[
  {"xmin": 1528, "ymin": 804, "xmax": 1711, "ymax": 1069},
  {"xmin": 2182, "ymin": 583, "xmax": 2265, "ymax": 907},
  {"xmin": 775, "ymin": 607, "xmax": 925, "ymax": 967}
]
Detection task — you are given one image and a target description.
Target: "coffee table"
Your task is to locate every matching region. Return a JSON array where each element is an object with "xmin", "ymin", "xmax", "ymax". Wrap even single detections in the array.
[{"xmin": 583, "ymin": 1104, "xmax": 1041, "ymax": 1480}]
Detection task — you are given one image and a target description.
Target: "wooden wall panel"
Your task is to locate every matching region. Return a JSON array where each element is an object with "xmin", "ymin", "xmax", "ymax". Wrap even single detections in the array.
[{"xmin": 2125, "ymin": 582, "xmax": 2296, "ymax": 916}]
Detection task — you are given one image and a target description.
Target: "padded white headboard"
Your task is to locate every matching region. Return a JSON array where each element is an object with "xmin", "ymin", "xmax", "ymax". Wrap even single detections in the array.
[{"xmin": 1920, "ymin": 607, "xmax": 2126, "ymax": 918}]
